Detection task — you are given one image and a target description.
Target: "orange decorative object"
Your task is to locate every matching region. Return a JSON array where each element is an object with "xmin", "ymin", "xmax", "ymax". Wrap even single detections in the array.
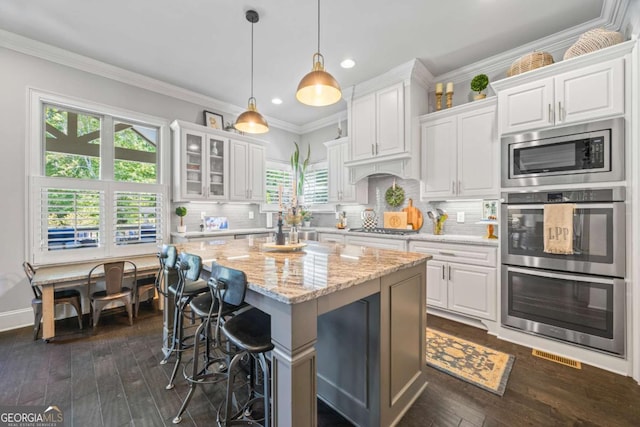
[{"xmin": 486, "ymin": 224, "xmax": 498, "ymax": 239}]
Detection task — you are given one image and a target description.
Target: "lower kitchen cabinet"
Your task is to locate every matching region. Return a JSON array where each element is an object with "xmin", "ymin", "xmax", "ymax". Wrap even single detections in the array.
[
  {"xmin": 318, "ymin": 233, "xmax": 345, "ymax": 244},
  {"xmin": 410, "ymin": 241, "xmax": 497, "ymax": 321},
  {"xmin": 345, "ymin": 235, "xmax": 407, "ymax": 251}
]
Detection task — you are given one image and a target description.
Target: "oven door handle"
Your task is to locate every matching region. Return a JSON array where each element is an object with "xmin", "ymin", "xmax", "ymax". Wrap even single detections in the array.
[
  {"xmin": 505, "ymin": 265, "xmax": 616, "ymax": 285},
  {"xmin": 506, "ymin": 203, "xmax": 617, "ymax": 210}
]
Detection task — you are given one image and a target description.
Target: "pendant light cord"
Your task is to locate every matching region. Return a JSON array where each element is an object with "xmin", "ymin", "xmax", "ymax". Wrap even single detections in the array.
[
  {"xmin": 250, "ymin": 19, "xmax": 254, "ymax": 98},
  {"xmin": 317, "ymin": 0, "xmax": 321, "ymax": 54}
]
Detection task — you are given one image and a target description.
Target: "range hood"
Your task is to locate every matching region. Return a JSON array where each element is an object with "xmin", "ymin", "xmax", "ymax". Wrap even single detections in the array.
[{"xmin": 346, "ymin": 153, "xmax": 416, "ymax": 184}]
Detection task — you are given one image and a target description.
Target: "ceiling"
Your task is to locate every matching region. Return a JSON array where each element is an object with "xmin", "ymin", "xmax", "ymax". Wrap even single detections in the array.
[{"xmin": 0, "ymin": 0, "xmax": 612, "ymax": 129}]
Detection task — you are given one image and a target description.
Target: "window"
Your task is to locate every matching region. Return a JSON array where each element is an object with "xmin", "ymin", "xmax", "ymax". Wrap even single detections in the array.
[
  {"xmin": 29, "ymin": 91, "xmax": 167, "ymax": 264},
  {"xmin": 263, "ymin": 161, "xmax": 330, "ymax": 212}
]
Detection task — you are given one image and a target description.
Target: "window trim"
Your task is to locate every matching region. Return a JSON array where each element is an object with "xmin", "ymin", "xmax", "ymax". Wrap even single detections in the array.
[{"xmin": 28, "ymin": 88, "xmax": 170, "ymax": 265}]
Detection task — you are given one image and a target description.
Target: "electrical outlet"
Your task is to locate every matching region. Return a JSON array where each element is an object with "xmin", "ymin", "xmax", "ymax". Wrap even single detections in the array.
[
  {"xmin": 200, "ymin": 211, "xmax": 206, "ymax": 220},
  {"xmin": 248, "ymin": 211, "xmax": 254, "ymax": 220},
  {"xmin": 457, "ymin": 212, "xmax": 465, "ymax": 223}
]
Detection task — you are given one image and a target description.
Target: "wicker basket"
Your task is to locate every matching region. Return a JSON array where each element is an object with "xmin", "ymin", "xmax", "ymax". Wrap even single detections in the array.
[
  {"xmin": 507, "ymin": 51, "xmax": 554, "ymax": 77},
  {"xmin": 564, "ymin": 28, "xmax": 624, "ymax": 60}
]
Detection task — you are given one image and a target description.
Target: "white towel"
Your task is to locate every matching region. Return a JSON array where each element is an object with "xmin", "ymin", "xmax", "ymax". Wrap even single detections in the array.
[{"xmin": 543, "ymin": 204, "xmax": 575, "ymax": 254}]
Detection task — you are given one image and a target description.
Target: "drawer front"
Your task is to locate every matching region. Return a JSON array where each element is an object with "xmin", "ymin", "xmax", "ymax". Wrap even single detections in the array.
[
  {"xmin": 345, "ymin": 235, "xmax": 407, "ymax": 251},
  {"xmin": 318, "ymin": 233, "xmax": 345, "ymax": 244},
  {"xmin": 409, "ymin": 241, "xmax": 496, "ymax": 267}
]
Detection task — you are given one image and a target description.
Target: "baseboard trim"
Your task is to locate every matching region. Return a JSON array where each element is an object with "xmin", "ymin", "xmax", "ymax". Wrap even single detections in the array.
[{"xmin": 0, "ymin": 308, "xmax": 33, "ymax": 332}]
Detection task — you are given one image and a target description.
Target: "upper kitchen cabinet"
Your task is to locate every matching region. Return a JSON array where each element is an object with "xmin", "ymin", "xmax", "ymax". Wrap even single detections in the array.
[
  {"xmin": 345, "ymin": 59, "xmax": 431, "ymax": 182},
  {"xmin": 350, "ymin": 83, "xmax": 404, "ymax": 161},
  {"xmin": 420, "ymin": 98, "xmax": 498, "ymax": 200},
  {"xmin": 325, "ymin": 138, "xmax": 368, "ymax": 204},
  {"xmin": 492, "ymin": 41, "xmax": 635, "ymax": 135},
  {"xmin": 229, "ymin": 139, "xmax": 265, "ymax": 202},
  {"xmin": 171, "ymin": 120, "xmax": 229, "ymax": 202}
]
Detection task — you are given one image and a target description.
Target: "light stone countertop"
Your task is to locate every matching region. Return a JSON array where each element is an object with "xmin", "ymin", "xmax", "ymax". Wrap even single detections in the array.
[
  {"xmin": 172, "ymin": 227, "xmax": 499, "ymax": 247},
  {"xmin": 177, "ymin": 239, "xmax": 431, "ymax": 305}
]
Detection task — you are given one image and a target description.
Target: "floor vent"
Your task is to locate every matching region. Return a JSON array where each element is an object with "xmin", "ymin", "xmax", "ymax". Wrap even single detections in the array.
[{"xmin": 532, "ymin": 349, "xmax": 582, "ymax": 369}]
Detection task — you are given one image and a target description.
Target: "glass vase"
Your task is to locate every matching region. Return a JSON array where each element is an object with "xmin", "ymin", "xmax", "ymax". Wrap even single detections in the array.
[{"xmin": 289, "ymin": 226, "xmax": 299, "ymax": 244}]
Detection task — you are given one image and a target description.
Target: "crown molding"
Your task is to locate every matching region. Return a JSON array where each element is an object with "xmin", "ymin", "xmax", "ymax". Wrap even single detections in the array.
[
  {"xmin": 351, "ymin": 59, "xmax": 419, "ymax": 98},
  {"xmin": 418, "ymin": 96, "xmax": 497, "ymax": 122},
  {"xmin": 432, "ymin": 0, "xmax": 629, "ymax": 85},
  {"xmin": 299, "ymin": 110, "xmax": 347, "ymax": 134},
  {"xmin": 0, "ymin": 29, "xmax": 303, "ymax": 134}
]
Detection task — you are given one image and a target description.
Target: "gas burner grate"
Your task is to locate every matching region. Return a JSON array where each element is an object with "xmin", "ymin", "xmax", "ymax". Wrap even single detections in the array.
[{"xmin": 348, "ymin": 227, "xmax": 418, "ymax": 236}]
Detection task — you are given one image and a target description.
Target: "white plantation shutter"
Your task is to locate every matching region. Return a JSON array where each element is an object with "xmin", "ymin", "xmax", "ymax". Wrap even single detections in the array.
[
  {"xmin": 265, "ymin": 163, "xmax": 293, "ymax": 209},
  {"xmin": 114, "ymin": 191, "xmax": 163, "ymax": 246},
  {"xmin": 302, "ymin": 167, "xmax": 329, "ymax": 205},
  {"xmin": 38, "ymin": 186, "xmax": 104, "ymax": 251}
]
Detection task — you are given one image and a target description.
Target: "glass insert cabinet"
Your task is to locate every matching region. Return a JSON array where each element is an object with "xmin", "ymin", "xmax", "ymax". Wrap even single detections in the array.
[{"xmin": 172, "ymin": 123, "xmax": 229, "ymax": 201}]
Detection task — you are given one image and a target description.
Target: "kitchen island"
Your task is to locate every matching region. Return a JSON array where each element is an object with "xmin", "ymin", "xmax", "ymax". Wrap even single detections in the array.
[{"xmin": 177, "ymin": 238, "xmax": 431, "ymax": 426}]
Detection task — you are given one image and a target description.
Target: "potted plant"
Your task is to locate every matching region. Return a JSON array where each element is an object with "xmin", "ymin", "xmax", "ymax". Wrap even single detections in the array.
[
  {"xmin": 470, "ymin": 74, "xmax": 489, "ymax": 100},
  {"xmin": 175, "ymin": 206, "xmax": 187, "ymax": 233},
  {"xmin": 299, "ymin": 208, "xmax": 313, "ymax": 228}
]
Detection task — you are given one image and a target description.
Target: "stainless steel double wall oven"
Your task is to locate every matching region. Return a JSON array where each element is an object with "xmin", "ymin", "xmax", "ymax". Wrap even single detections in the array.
[{"xmin": 500, "ymin": 119, "xmax": 626, "ymax": 356}]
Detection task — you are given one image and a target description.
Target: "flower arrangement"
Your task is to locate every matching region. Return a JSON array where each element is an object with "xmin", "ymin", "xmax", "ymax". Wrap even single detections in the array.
[{"xmin": 284, "ymin": 207, "xmax": 302, "ymax": 226}]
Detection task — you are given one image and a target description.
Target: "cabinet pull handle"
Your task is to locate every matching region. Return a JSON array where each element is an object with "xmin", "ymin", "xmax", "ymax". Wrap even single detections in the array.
[
  {"xmin": 448, "ymin": 265, "xmax": 451, "ymax": 280},
  {"xmin": 371, "ymin": 144, "xmax": 375, "ymax": 156},
  {"xmin": 558, "ymin": 101, "xmax": 563, "ymax": 121},
  {"xmin": 452, "ymin": 181, "xmax": 455, "ymax": 194},
  {"xmin": 442, "ymin": 265, "xmax": 445, "ymax": 280},
  {"xmin": 439, "ymin": 251, "xmax": 455, "ymax": 256},
  {"xmin": 376, "ymin": 143, "xmax": 379, "ymax": 155},
  {"xmin": 458, "ymin": 180, "xmax": 461, "ymax": 194},
  {"xmin": 548, "ymin": 104, "xmax": 553, "ymax": 123}
]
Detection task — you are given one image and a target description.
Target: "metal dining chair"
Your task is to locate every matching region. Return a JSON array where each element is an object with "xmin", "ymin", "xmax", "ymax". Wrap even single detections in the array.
[
  {"xmin": 23, "ymin": 261, "xmax": 83, "ymax": 340},
  {"xmin": 87, "ymin": 260, "xmax": 137, "ymax": 330}
]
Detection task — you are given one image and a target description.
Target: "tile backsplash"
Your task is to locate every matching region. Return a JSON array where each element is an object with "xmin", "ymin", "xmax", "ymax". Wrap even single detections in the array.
[
  {"xmin": 312, "ymin": 176, "xmax": 496, "ymax": 237},
  {"xmin": 171, "ymin": 176, "xmax": 497, "ymax": 238}
]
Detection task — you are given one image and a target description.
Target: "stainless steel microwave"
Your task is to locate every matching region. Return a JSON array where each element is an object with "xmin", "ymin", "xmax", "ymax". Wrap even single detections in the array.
[{"xmin": 501, "ymin": 118, "xmax": 624, "ymax": 187}]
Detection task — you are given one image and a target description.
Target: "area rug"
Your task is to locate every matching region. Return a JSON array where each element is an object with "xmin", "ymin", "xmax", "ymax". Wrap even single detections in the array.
[{"xmin": 426, "ymin": 328, "xmax": 515, "ymax": 396}]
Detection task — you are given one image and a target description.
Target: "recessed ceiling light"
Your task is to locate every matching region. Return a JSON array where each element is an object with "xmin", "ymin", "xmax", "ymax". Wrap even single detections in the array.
[
  {"xmin": 271, "ymin": 98, "xmax": 283, "ymax": 105},
  {"xmin": 340, "ymin": 59, "xmax": 355, "ymax": 69}
]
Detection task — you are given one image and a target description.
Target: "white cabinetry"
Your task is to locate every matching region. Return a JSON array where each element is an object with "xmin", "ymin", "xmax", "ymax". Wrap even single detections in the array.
[
  {"xmin": 420, "ymin": 99, "xmax": 498, "ymax": 200},
  {"xmin": 409, "ymin": 241, "xmax": 497, "ymax": 321},
  {"xmin": 351, "ymin": 83, "xmax": 404, "ymax": 161},
  {"xmin": 496, "ymin": 57, "xmax": 625, "ymax": 135},
  {"xmin": 229, "ymin": 140, "xmax": 265, "ymax": 202},
  {"xmin": 171, "ymin": 121, "xmax": 229, "ymax": 202},
  {"xmin": 325, "ymin": 138, "xmax": 368, "ymax": 204},
  {"xmin": 317, "ymin": 233, "xmax": 345, "ymax": 244},
  {"xmin": 345, "ymin": 235, "xmax": 407, "ymax": 251},
  {"xmin": 345, "ymin": 59, "xmax": 430, "ymax": 182}
]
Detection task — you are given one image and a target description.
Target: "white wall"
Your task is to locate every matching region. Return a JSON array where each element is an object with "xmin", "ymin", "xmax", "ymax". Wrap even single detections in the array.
[{"xmin": 0, "ymin": 46, "xmax": 299, "ymax": 329}]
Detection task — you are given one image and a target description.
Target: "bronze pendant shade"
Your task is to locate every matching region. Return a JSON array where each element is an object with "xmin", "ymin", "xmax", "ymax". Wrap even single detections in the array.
[{"xmin": 296, "ymin": 0, "xmax": 342, "ymax": 107}]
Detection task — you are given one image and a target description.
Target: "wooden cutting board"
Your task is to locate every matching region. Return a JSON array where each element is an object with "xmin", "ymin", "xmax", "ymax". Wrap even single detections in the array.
[
  {"xmin": 383, "ymin": 212, "xmax": 408, "ymax": 229},
  {"xmin": 402, "ymin": 198, "xmax": 424, "ymax": 230}
]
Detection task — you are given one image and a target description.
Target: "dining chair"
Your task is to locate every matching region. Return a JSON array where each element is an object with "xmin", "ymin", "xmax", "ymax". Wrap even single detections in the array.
[
  {"xmin": 135, "ymin": 275, "xmax": 156, "ymax": 317},
  {"xmin": 23, "ymin": 261, "xmax": 83, "ymax": 340},
  {"xmin": 87, "ymin": 260, "xmax": 136, "ymax": 330}
]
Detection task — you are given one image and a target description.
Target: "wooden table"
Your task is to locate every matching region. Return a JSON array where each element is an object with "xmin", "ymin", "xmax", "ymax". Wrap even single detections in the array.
[
  {"xmin": 179, "ymin": 239, "xmax": 431, "ymax": 426},
  {"xmin": 31, "ymin": 255, "xmax": 158, "ymax": 340}
]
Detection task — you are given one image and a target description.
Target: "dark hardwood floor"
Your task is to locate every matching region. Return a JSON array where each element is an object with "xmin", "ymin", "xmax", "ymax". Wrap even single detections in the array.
[{"xmin": 1, "ymin": 308, "xmax": 639, "ymax": 426}]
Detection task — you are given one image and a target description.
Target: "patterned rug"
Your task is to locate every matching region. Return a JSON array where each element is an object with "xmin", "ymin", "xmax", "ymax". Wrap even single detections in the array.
[{"xmin": 426, "ymin": 328, "xmax": 515, "ymax": 396}]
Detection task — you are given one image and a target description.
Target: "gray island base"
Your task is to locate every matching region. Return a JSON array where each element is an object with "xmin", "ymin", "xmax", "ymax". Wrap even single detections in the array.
[{"xmin": 177, "ymin": 239, "xmax": 431, "ymax": 426}]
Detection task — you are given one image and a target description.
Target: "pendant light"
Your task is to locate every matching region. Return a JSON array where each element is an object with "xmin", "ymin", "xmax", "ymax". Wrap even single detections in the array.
[
  {"xmin": 296, "ymin": 0, "xmax": 342, "ymax": 106},
  {"xmin": 235, "ymin": 10, "xmax": 269, "ymax": 134}
]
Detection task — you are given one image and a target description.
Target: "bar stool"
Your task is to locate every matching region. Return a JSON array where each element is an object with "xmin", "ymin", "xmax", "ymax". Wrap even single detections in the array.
[
  {"xmin": 164, "ymin": 252, "xmax": 209, "ymax": 390},
  {"xmin": 218, "ymin": 307, "xmax": 273, "ymax": 427},
  {"xmin": 157, "ymin": 245, "xmax": 179, "ymax": 362},
  {"xmin": 172, "ymin": 263, "xmax": 249, "ymax": 424}
]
